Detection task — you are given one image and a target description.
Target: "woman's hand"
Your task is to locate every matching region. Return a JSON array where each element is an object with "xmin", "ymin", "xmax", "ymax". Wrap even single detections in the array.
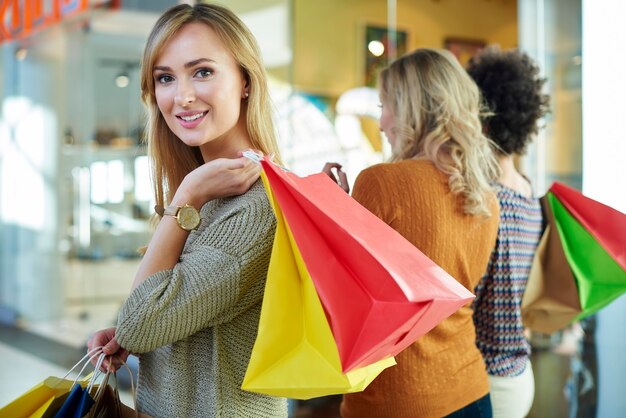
[
  {"xmin": 175, "ymin": 153, "xmax": 262, "ymax": 208},
  {"xmin": 87, "ymin": 327, "xmax": 129, "ymax": 372},
  {"xmin": 322, "ymin": 162, "xmax": 350, "ymax": 193}
]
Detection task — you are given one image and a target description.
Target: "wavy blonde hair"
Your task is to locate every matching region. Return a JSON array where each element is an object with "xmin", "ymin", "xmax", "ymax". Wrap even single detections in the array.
[
  {"xmin": 140, "ymin": 3, "xmax": 281, "ymax": 209},
  {"xmin": 379, "ymin": 48, "xmax": 499, "ymax": 216}
]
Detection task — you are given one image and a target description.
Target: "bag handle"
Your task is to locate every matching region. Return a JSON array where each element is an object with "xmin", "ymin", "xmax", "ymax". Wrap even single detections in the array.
[
  {"xmin": 119, "ymin": 356, "xmax": 139, "ymax": 418},
  {"xmin": 85, "ymin": 352, "xmax": 107, "ymax": 393},
  {"xmin": 242, "ymin": 150, "xmax": 289, "ymax": 172},
  {"xmin": 45, "ymin": 345, "xmax": 104, "ymax": 390},
  {"xmin": 62, "ymin": 345, "xmax": 102, "ymax": 381},
  {"xmin": 87, "ymin": 355, "xmax": 139, "ymax": 418},
  {"xmin": 66, "ymin": 346, "xmax": 105, "ymax": 388}
]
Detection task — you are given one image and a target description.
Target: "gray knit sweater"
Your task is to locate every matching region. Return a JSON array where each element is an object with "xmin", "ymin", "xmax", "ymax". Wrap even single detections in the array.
[{"xmin": 115, "ymin": 180, "xmax": 287, "ymax": 418}]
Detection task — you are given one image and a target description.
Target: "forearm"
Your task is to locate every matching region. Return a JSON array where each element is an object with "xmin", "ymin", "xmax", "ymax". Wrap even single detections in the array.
[
  {"xmin": 117, "ymin": 182, "xmax": 274, "ymax": 352},
  {"xmin": 132, "ymin": 214, "xmax": 190, "ymax": 290},
  {"xmin": 131, "ymin": 178, "xmax": 205, "ymax": 290}
]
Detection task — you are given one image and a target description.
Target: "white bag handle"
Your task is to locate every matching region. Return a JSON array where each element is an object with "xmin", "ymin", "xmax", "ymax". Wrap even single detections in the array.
[{"xmin": 62, "ymin": 345, "xmax": 103, "ymax": 381}]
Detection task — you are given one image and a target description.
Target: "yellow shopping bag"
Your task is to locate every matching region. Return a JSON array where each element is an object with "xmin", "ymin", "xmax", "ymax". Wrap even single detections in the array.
[
  {"xmin": 241, "ymin": 173, "xmax": 395, "ymax": 400},
  {"xmin": 0, "ymin": 376, "xmax": 87, "ymax": 418}
]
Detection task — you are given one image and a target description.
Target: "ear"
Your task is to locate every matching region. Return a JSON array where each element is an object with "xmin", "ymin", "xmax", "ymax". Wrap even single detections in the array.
[{"xmin": 241, "ymin": 72, "xmax": 251, "ymax": 99}]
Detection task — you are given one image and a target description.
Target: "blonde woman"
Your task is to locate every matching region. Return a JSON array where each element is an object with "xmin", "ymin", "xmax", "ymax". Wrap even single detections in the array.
[
  {"xmin": 87, "ymin": 4, "xmax": 286, "ymax": 417},
  {"xmin": 326, "ymin": 48, "xmax": 500, "ymax": 417}
]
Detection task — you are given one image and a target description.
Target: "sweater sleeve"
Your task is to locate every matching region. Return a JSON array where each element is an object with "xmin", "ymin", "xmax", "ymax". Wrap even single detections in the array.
[
  {"xmin": 115, "ymin": 193, "xmax": 275, "ymax": 353},
  {"xmin": 351, "ymin": 165, "xmax": 395, "ymax": 225}
]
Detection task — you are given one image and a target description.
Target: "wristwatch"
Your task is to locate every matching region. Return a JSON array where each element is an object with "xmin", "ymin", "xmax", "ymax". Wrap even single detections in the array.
[{"xmin": 155, "ymin": 204, "xmax": 201, "ymax": 231}]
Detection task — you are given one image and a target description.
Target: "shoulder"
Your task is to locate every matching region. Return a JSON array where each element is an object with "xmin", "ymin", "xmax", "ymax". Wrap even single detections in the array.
[
  {"xmin": 359, "ymin": 159, "xmax": 443, "ymax": 178},
  {"xmin": 230, "ymin": 179, "xmax": 271, "ymax": 209},
  {"xmin": 207, "ymin": 179, "xmax": 273, "ymax": 220},
  {"xmin": 193, "ymin": 179, "xmax": 276, "ymax": 251},
  {"xmin": 358, "ymin": 159, "xmax": 429, "ymax": 174},
  {"xmin": 355, "ymin": 160, "xmax": 447, "ymax": 193}
]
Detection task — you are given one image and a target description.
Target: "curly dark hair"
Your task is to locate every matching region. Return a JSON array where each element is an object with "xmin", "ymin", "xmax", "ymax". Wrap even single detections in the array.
[{"xmin": 467, "ymin": 46, "xmax": 550, "ymax": 155}]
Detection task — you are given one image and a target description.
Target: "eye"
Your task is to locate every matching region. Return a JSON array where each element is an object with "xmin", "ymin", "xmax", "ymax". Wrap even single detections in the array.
[
  {"xmin": 195, "ymin": 68, "xmax": 213, "ymax": 78},
  {"xmin": 155, "ymin": 74, "xmax": 174, "ymax": 84},
  {"xmin": 377, "ymin": 103, "xmax": 383, "ymax": 109}
]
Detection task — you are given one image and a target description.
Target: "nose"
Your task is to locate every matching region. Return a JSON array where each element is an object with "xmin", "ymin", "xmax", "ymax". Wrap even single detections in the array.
[{"xmin": 174, "ymin": 80, "xmax": 196, "ymax": 107}]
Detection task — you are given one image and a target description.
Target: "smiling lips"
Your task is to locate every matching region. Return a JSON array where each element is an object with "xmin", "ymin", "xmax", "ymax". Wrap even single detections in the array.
[{"xmin": 176, "ymin": 111, "xmax": 208, "ymax": 128}]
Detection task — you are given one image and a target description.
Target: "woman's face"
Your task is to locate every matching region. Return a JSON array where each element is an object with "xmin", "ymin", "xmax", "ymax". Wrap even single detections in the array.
[
  {"xmin": 379, "ymin": 97, "xmax": 397, "ymax": 150},
  {"xmin": 153, "ymin": 22, "xmax": 249, "ymax": 159}
]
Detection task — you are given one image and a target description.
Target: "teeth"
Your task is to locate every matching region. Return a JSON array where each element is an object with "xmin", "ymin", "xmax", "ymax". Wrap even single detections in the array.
[{"xmin": 181, "ymin": 113, "xmax": 204, "ymax": 122}]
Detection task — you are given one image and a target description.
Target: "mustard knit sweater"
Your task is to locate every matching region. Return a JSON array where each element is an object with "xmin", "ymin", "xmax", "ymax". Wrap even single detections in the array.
[
  {"xmin": 341, "ymin": 160, "xmax": 499, "ymax": 418},
  {"xmin": 115, "ymin": 180, "xmax": 287, "ymax": 418}
]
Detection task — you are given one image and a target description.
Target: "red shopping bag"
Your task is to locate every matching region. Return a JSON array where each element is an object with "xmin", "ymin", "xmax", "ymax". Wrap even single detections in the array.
[
  {"xmin": 260, "ymin": 157, "xmax": 474, "ymax": 372},
  {"xmin": 550, "ymin": 182, "xmax": 626, "ymax": 270}
]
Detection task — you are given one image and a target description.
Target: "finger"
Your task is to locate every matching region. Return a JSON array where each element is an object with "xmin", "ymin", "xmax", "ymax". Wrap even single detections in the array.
[
  {"xmin": 323, "ymin": 162, "xmax": 342, "ymax": 172},
  {"xmin": 102, "ymin": 357, "xmax": 111, "ymax": 373},
  {"xmin": 218, "ymin": 157, "xmax": 245, "ymax": 170},
  {"xmin": 107, "ymin": 356, "xmax": 122, "ymax": 372},
  {"xmin": 336, "ymin": 170, "xmax": 349, "ymax": 193},
  {"xmin": 102, "ymin": 339, "xmax": 120, "ymax": 355},
  {"xmin": 206, "ymin": 157, "xmax": 244, "ymax": 171},
  {"xmin": 239, "ymin": 159, "xmax": 262, "ymax": 178},
  {"xmin": 88, "ymin": 335, "xmax": 106, "ymax": 352},
  {"xmin": 246, "ymin": 170, "xmax": 261, "ymax": 189},
  {"xmin": 323, "ymin": 162, "xmax": 341, "ymax": 169},
  {"xmin": 235, "ymin": 156, "xmax": 252, "ymax": 167},
  {"xmin": 250, "ymin": 162, "xmax": 262, "ymax": 175},
  {"xmin": 105, "ymin": 358, "xmax": 120, "ymax": 373}
]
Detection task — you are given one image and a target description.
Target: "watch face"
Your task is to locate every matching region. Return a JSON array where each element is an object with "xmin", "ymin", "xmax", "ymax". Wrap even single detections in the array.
[{"xmin": 178, "ymin": 205, "xmax": 201, "ymax": 231}]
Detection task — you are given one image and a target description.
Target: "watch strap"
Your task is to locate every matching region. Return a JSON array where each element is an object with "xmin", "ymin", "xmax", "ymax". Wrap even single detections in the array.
[
  {"xmin": 155, "ymin": 204, "xmax": 200, "ymax": 231},
  {"xmin": 154, "ymin": 204, "xmax": 180, "ymax": 217},
  {"xmin": 163, "ymin": 205, "xmax": 181, "ymax": 217}
]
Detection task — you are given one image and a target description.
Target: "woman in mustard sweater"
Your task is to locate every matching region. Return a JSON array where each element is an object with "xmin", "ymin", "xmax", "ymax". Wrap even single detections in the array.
[{"xmin": 326, "ymin": 48, "xmax": 500, "ymax": 417}]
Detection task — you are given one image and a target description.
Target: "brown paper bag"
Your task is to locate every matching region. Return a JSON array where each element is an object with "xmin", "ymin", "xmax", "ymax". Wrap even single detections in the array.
[
  {"xmin": 120, "ymin": 402, "xmax": 153, "ymax": 418},
  {"xmin": 521, "ymin": 197, "xmax": 582, "ymax": 334},
  {"xmin": 86, "ymin": 386, "xmax": 152, "ymax": 418},
  {"xmin": 86, "ymin": 367, "xmax": 152, "ymax": 418}
]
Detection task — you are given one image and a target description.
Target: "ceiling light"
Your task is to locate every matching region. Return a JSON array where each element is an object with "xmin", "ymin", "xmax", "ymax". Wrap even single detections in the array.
[
  {"xmin": 368, "ymin": 40, "xmax": 385, "ymax": 57},
  {"xmin": 15, "ymin": 48, "xmax": 28, "ymax": 61},
  {"xmin": 115, "ymin": 73, "xmax": 129, "ymax": 88}
]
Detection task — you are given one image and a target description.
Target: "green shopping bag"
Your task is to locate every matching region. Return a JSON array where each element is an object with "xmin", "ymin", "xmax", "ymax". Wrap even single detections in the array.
[
  {"xmin": 522, "ymin": 182, "xmax": 626, "ymax": 334},
  {"xmin": 550, "ymin": 194, "xmax": 626, "ymax": 317}
]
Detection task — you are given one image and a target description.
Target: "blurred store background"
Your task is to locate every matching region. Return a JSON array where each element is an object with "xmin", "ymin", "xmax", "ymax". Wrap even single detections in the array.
[{"xmin": 1, "ymin": 0, "xmax": 625, "ymax": 417}]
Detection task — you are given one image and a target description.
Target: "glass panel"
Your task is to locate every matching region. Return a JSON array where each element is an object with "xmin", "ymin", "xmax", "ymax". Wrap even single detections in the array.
[
  {"xmin": 519, "ymin": 0, "xmax": 583, "ymax": 194},
  {"xmin": 0, "ymin": 1, "xmax": 296, "ymax": 346}
]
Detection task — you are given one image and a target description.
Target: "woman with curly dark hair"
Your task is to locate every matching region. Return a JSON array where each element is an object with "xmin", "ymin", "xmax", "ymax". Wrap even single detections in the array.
[{"xmin": 467, "ymin": 46, "xmax": 550, "ymax": 418}]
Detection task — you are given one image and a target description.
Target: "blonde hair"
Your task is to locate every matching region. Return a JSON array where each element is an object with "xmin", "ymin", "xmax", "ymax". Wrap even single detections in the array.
[
  {"xmin": 379, "ymin": 48, "xmax": 499, "ymax": 216},
  {"xmin": 140, "ymin": 3, "xmax": 281, "ymax": 208}
]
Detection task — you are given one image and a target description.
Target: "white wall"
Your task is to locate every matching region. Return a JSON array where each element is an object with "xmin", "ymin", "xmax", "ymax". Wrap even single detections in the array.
[{"xmin": 582, "ymin": 1, "xmax": 626, "ymax": 417}]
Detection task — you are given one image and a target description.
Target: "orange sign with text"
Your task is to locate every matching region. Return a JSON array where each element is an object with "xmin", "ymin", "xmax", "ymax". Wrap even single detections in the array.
[{"xmin": 0, "ymin": 0, "xmax": 119, "ymax": 44}]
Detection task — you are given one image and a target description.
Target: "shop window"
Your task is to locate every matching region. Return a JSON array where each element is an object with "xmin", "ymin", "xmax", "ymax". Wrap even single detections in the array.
[
  {"xmin": 134, "ymin": 155, "xmax": 152, "ymax": 203},
  {"xmin": 89, "ymin": 159, "xmax": 124, "ymax": 204}
]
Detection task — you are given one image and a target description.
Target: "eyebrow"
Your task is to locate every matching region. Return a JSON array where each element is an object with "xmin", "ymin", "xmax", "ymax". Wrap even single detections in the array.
[{"xmin": 153, "ymin": 58, "xmax": 216, "ymax": 72}]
